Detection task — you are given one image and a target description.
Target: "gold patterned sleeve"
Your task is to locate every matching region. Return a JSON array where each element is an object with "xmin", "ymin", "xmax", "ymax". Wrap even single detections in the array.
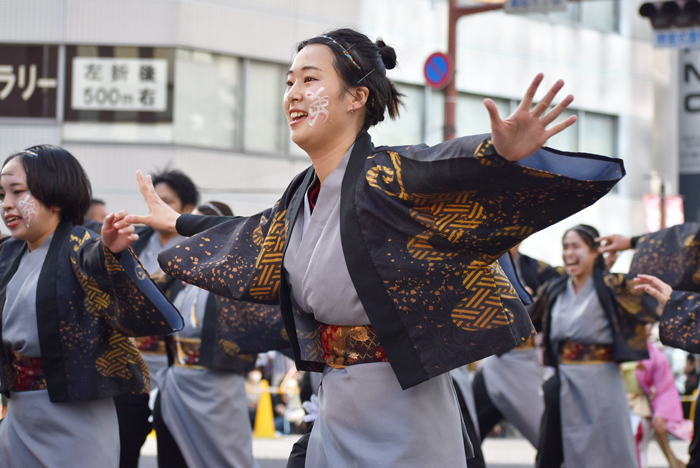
[
  {"xmin": 159, "ymin": 202, "xmax": 286, "ymax": 305},
  {"xmin": 69, "ymin": 228, "xmax": 183, "ymax": 337},
  {"xmin": 363, "ymin": 133, "xmax": 624, "ymax": 263}
]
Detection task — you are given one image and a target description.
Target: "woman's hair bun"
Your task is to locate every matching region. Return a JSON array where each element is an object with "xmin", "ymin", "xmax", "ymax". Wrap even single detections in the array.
[{"xmin": 375, "ymin": 38, "xmax": 397, "ymax": 70}]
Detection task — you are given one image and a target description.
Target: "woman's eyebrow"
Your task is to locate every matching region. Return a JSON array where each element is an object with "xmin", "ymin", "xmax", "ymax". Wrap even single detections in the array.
[{"xmin": 287, "ymin": 65, "xmax": 323, "ymax": 75}]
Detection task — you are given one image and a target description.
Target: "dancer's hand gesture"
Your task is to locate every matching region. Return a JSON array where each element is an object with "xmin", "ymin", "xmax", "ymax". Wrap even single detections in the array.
[
  {"xmin": 487, "ymin": 73, "xmax": 577, "ymax": 161},
  {"xmin": 125, "ymin": 171, "xmax": 180, "ymax": 233},
  {"xmin": 634, "ymin": 274, "xmax": 673, "ymax": 310},
  {"xmin": 102, "ymin": 210, "xmax": 138, "ymax": 253}
]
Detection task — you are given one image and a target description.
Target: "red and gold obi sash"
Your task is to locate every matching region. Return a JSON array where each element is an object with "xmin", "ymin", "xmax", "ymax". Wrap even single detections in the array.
[
  {"xmin": 169, "ymin": 336, "xmax": 205, "ymax": 369},
  {"xmin": 5, "ymin": 349, "xmax": 47, "ymax": 392},
  {"xmin": 319, "ymin": 322, "xmax": 389, "ymax": 368},
  {"xmin": 559, "ymin": 341, "xmax": 614, "ymax": 365},
  {"xmin": 134, "ymin": 335, "xmax": 167, "ymax": 355}
]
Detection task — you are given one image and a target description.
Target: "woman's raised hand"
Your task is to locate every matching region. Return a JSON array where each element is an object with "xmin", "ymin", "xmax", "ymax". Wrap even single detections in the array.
[
  {"xmin": 486, "ymin": 73, "xmax": 577, "ymax": 162},
  {"xmin": 124, "ymin": 171, "xmax": 179, "ymax": 233},
  {"xmin": 102, "ymin": 211, "xmax": 138, "ymax": 253},
  {"xmin": 634, "ymin": 274, "xmax": 673, "ymax": 310}
]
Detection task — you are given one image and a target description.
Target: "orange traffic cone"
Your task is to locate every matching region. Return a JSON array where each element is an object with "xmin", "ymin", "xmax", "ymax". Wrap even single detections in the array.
[{"xmin": 253, "ymin": 379, "xmax": 277, "ymax": 438}]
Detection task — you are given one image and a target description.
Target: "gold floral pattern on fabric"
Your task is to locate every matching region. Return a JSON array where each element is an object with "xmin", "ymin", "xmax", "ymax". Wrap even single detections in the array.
[
  {"xmin": 134, "ymin": 335, "xmax": 166, "ymax": 354},
  {"xmin": 95, "ymin": 333, "xmax": 149, "ymax": 381},
  {"xmin": 5, "ymin": 350, "xmax": 46, "ymax": 392},
  {"xmin": 172, "ymin": 337, "xmax": 203, "ymax": 368},
  {"xmin": 559, "ymin": 341, "xmax": 614, "ymax": 364},
  {"xmin": 319, "ymin": 322, "xmax": 389, "ymax": 367}
]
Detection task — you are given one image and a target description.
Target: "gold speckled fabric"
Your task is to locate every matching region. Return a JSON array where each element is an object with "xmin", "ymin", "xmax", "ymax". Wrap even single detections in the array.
[{"xmin": 161, "ymin": 133, "xmax": 624, "ymax": 389}]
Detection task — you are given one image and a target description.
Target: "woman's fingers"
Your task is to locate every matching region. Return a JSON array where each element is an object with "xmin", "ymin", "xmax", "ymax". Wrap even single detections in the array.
[
  {"xmin": 544, "ymin": 114, "xmax": 578, "ymax": 140},
  {"xmin": 540, "ymin": 94, "xmax": 574, "ymax": 127},
  {"xmin": 531, "ymin": 79, "xmax": 565, "ymax": 118},
  {"xmin": 634, "ymin": 274, "xmax": 673, "ymax": 306},
  {"xmin": 518, "ymin": 73, "xmax": 544, "ymax": 111},
  {"xmin": 124, "ymin": 214, "xmax": 150, "ymax": 225},
  {"xmin": 484, "ymin": 98, "xmax": 502, "ymax": 126}
]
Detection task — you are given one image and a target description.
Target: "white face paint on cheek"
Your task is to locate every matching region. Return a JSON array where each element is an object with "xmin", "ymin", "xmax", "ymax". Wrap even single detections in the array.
[
  {"xmin": 306, "ymin": 87, "xmax": 330, "ymax": 128},
  {"xmin": 17, "ymin": 194, "xmax": 38, "ymax": 228}
]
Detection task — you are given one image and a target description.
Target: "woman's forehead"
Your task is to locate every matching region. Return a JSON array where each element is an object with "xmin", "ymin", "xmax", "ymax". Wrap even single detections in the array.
[
  {"xmin": 0, "ymin": 159, "xmax": 24, "ymax": 179},
  {"xmin": 290, "ymin": 44, "xmax": 333, "ymax": 72}
]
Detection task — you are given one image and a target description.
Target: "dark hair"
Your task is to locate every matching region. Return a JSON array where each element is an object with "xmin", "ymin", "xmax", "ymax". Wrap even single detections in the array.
[
  {"xmin": 3, "ymin": 145, "xmax": 92, "ymax": 225},
  {"xmin": 563, "ymin": 224, "xmax": 606, "ymax": 271},
  {"xmin": 297, "ymin": 28, "xmax": 404, "ymax": 132},
  {"xmin": 688, "ymin": 354, "xmax": 696, "ymax": 364},
  {"xmin": 90, "ymin": 198, "xmax": 105, "ymax": 206},
  {"xmin": 151, "ymin": 169, "xmax": 199, "ymax": 208},
  {"xmin": 197, "ymin": 201, "xmax": 233, "ymax": 217}
]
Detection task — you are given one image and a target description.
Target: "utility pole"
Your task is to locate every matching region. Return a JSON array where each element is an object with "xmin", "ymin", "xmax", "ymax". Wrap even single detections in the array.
[
  {"xmin": 444, "ymin": 0, "xmax": 582, "ymax": 141},
  {"xmin": 444, "ymin": 0, "xmax": 501, "ymax": 141}
]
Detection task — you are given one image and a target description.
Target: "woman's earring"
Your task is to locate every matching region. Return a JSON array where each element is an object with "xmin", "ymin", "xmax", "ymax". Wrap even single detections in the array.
[{"xmin": 350, "ymin": 107, "xmax": 354, "ymax": 114}]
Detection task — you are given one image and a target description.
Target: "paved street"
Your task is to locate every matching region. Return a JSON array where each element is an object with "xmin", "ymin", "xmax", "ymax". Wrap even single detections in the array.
[{"xmin": 140, "ymin": 435, "xmax": 690, "ymax": 467}]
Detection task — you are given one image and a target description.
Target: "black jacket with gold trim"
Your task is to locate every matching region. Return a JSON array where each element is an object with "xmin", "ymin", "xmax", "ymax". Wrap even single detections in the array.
[
  {"xmin": 0, "ymin": 221, "xmax": 183, "ymax": 402},
  {"xmin": 533, "ymin": 269, "xmax": 658, "ymax": 367},
  {"xmin": 158, "ymin": 132, "xmax": 624, "ymax": 390}
]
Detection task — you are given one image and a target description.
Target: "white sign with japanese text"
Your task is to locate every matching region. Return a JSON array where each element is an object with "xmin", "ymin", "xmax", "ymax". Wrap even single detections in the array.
[
  {"xmin": 71, "ymin": 57, "xmax": 168, "ymax": 112},
  {"xmin": 505, "ymin": 0, "xmax": 567, "ymax": 14}
]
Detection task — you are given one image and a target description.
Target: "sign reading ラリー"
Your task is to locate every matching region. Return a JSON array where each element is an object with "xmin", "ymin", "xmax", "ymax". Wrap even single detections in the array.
[
  {"xmin": 71, "ymin": 57, "xmax": 168, "ymax": 112},
  {"xmin": 0, "ymin": 45, "xmax": 59, "ymax": 118}
]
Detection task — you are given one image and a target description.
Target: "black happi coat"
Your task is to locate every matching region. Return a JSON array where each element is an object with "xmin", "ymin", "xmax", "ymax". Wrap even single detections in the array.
[
  {"xmin": 171, "ymin": 288, "xmax": 286, "ymax": 373},
  {"xmin": 0, "ymin": 221, "xmax": 183, "ymax": 402},
  {"xmin": 158, "ymin": 132, "xmax": 624, "ymax": 389},
  {"xmin": 533, "ymin": 269, "xmax": 658, "ymax": 367}
]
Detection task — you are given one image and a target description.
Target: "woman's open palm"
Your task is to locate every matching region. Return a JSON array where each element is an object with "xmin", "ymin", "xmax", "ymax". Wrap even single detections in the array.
[
  {"xmin": 487, "ymin": 73, "xmax": 577, "ymax": 162},
  {"xmin": 124, "ymin": 171, "xmax": 180, "ymax": 233}
]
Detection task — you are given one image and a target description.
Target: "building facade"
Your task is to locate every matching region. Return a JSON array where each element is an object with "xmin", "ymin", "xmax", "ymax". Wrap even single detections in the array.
[{"xmin": 0, "ymin": 0, "xmax": 662, "ymax": 267}]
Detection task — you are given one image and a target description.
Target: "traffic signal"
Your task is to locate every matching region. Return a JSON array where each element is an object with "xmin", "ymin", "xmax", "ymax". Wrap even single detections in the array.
[{"xmin": 640, "ymin": 1, "xmax": 700, "ymax": 29}]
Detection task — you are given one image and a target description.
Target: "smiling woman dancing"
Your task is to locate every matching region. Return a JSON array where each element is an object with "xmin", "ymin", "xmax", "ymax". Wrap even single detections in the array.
[
  {"xmin": 122, "ymin": 28, "xmax": 625, "ymax": 467},
  {"xmin": 0, "ymin": 145, "xmax": 181, "ymax": 468},
  {"xmin": 531, "ymin": 225, "xmax": 658, "ymax": 468}
]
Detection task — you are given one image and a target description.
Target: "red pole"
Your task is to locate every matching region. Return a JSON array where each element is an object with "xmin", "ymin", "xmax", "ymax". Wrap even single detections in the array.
[{"xmin": 444, "ymin": 0, "xmax": 502, "ymax": 141}]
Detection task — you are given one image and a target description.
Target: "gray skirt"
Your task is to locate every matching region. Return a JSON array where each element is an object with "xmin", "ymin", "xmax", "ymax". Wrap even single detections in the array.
[
  {"xmin": 0, "ymin": 390, "xmax": 119, "ymax": 468},
  {"xmin": 559, "ymin": 362, "xmax": 637, "ymax": 468},
  {"xmin": 306, "ymin": 362, "xmax": 468, "ymax": 468}
]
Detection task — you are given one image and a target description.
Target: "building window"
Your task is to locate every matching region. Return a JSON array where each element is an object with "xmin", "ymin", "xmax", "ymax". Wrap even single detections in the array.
[
  {"xmin": 456, "ymin": 93, "xmax": 509, "ymax": 137},
  {"xmin": 369, "ymin": 83, "xmax": 425, "ymax": 146},
  {"xmin": 545, "ymin": 108, "xmax": 579, "ymax": 152},
  {"xmin": 579, "ymin": 111, "xmax": 617, "ymax": 157},
  {"xmin": 243, "ymin": 60, "xmax": 288, "ymax": 154},
  {"xmin": 173, "ymin": 49, "xmax": 240, "ymax": 151},
  {"xmin": 547, "ymin": 0, "xmax": 619, "ymax": 33}
]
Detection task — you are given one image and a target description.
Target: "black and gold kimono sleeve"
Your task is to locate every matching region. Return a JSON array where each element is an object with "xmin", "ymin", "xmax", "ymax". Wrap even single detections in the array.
[
  {"xmin": 69, "ymin": 228, "xmax": 183, "ymax": 336},
  {"xmin": 659, "ymin": 290, "xmax": 700, "ymax": 353},
  {"xmin": 351, "ymin": 134, "xmax": 624, "ymax": 371},
  {"xmin": 628, "ymin": 223, "xmax": 700, "ymax": 292}
]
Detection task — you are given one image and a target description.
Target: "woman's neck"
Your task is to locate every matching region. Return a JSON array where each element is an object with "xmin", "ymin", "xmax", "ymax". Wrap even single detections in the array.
[
  {"xmin": 27, "ymin": 218, "xmax": 60, "ymax": 251},
  {"xmin": 306, "ymin": 133, "xmax": 357, "ymax": 184},
  {"xmin": 571, "ymin": 271, "xmax": 592, "ymax": 294}
]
